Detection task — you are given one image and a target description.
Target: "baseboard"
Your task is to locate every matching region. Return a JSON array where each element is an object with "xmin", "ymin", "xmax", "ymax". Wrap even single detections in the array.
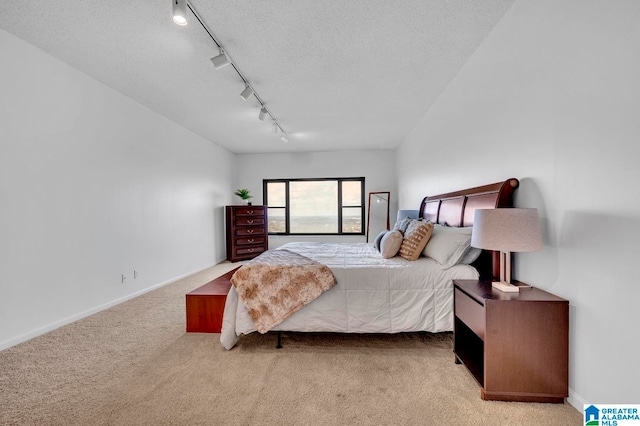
[
  {"xmin": 567, "ymin": 387, "xmax": 587, "ymax": 412},
  {"xmin": 0, "ymin": 261, "xmax": 223, "ymax": 352}
]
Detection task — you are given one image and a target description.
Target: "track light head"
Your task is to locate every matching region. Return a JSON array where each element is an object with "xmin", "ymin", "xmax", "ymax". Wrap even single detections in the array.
[
  {"xmin": 258, "ymin": 107, "xmax": 267, "ymax": 121},
  {"xmin": 240, "ymin": 85, "xmax": 254, "ymax": 101},
  {"xmin": 280, "ymin": 135, "xmax": 289, "ymax": 143},
  {"xmin": 210, "ymin": 50, "xmax": 230, "ymax": 69},
  {"xmin": 172, "ymin": 0, "xmax": 188, "ymax": 26}
]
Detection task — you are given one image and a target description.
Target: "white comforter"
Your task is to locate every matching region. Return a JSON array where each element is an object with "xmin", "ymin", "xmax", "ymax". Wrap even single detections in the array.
[{"xmin": 220, "ymin": 242, "xmax": 478, "ymax": 349}]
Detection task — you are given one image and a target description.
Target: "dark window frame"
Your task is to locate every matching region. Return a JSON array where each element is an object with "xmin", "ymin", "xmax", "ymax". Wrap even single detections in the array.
[{"xmin": 263, "ymin": 177, "xmax": 365, "ymax": 236}]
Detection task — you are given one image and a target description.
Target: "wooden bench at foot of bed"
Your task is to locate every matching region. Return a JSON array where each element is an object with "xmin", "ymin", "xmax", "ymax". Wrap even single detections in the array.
[{"xmin": 186, "ymin": 267, "xmax": 240, "ymax": 333}]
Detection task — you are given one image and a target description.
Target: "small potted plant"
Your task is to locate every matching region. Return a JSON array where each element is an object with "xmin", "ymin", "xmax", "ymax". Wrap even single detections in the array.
[{"xmin": 234, "ymin": 188, "xmax": 253, "ymax": 205}]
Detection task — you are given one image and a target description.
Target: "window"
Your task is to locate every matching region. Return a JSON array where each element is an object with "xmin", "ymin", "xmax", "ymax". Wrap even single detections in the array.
[{"xmin": 263, "ymin": 177, "xmax": 365, "ymax": 235}]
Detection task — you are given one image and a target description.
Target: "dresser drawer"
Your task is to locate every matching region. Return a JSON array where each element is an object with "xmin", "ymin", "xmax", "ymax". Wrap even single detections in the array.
[
  {"xmin": 236, "ymin": 217, "xmax": 265, "ymax": 226},
  {"xmin": 235, "ymin": 207, "xmax": 265, "ymax": 216},
  {"xmin": 235, "ymin": 246, "xmax": 265, "ymax": 257},
  {"xmin": 236, "ymin": 236, "xmax": 266, "ymax": 246},
  {"xmin": 455, "ymin": 288, "xmax": 485, "ymax": 340},
  {"xmin": 236, "ymin": 227, "xmax": 265, "ymax": 236}
]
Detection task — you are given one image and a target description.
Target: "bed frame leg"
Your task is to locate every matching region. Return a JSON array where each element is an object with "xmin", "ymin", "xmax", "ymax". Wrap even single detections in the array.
[{"xmin": 276, "ymin": 332, "xmax": 283, "ymax": 349}]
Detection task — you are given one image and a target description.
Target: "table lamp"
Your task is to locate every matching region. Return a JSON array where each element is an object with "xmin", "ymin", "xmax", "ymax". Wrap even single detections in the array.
[{"xmin": 471, "ymin": 208, "xmax": 542, "ymax": 292}]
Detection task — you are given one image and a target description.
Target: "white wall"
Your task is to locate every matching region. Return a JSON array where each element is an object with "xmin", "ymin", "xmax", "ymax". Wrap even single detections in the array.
[
  {"xmin": 0, "ymin": 30, "xmax": 235, "ymax": 349},
  {"xmin": 396, "ymin": 0, "xmax": 640, "ymax": 408},
  {"xmin": 235, "ymin": 150, "xmax": 397, "ymax": 247}
]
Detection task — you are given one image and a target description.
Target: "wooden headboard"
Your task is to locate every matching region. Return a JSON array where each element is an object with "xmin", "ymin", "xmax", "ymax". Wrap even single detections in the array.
[{"xmin": 418, "ymin": 178, "xmax": 519, "ymax": 280}]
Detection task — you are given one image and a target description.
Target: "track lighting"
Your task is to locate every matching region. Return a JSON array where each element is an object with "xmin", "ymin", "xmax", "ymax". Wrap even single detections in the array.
[
  {"xmin": 210, "ymin": 49, "xmax": 230, "ymax": 69},
  {"xmin": 240, "ymin": 85, "xmax": 254, "ymax": 101},
  {"xmin": 172, "ymin": 0, "xmax": 188, "ymax": 26},
  {"xmin": 176, "ymin": 1, "xmax": 291, "ymax": 142}
]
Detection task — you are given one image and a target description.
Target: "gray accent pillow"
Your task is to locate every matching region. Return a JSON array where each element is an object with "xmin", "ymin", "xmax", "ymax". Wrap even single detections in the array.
[
  {"xmin": 373, "ymin": 230, "xmax": 387, "ymax": 251},
  {"xmin": 392, "ymin": 217, "xmax": 413, "ymax": 234}
]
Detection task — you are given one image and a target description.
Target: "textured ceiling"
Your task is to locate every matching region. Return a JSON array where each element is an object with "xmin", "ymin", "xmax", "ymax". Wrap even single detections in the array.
[{"xmin": 0, "ymin": 1, "xmax": 514, "ymax": 154}]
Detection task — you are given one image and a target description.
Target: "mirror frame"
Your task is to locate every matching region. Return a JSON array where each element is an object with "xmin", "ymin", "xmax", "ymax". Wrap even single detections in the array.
[{"xmin": 366, "ymin": 191, "xmax": 390, "ymax": 242}]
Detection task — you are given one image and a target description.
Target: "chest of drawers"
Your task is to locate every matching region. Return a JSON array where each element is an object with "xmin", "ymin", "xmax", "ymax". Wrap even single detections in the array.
[{"xmin": 225, "ymin": 205, "xmax": 268, "ymax": 262}]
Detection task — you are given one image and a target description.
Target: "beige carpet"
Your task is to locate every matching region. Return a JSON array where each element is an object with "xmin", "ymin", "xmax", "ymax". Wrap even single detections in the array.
[{"xmin": 0, "ymin": 262, "xmax": 581, "ymax": 425}]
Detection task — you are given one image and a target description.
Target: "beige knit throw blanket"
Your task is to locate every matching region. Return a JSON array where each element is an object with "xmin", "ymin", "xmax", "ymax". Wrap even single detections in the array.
[{"xmin": 231, "ymin": 249, "xmax": 336, "ymax": 333}]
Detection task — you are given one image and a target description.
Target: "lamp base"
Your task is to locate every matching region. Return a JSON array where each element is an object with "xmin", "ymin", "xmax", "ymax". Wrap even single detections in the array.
[{"xmin": 492, "ymin": 281, "xmax": 520, "ymax": 293}]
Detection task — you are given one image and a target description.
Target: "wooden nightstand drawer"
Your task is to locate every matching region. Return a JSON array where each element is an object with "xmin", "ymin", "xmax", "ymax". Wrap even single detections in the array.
[{"xmin": 454, "ymin": 288, "xmax": 485, "ymax": 340}]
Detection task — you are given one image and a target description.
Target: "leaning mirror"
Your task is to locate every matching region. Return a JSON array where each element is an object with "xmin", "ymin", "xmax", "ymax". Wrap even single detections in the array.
[{"xmin": 366, "ymin": 192, "xmax": 390, "ymax": 242}]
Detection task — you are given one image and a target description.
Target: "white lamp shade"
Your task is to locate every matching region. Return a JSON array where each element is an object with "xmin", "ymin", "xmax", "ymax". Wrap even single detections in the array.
[{"xmin": 471, "ymin": 208, "xmax": 542, "ymax": 252}]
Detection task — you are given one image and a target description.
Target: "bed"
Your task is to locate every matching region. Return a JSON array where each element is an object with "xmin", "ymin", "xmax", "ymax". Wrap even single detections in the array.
[{"xmin": 220, "ymin": 178, "xmax": 519, "ymax": 349}]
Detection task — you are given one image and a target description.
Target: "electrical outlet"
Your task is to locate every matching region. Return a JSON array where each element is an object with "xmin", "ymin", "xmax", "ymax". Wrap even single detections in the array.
[
  {"xmin": 121, "ymin": 274, "xmax": 127, "ymax": 283},
  {"xmin": 134, "ymin": 270, "xmax": 139, "ymax": 279}
]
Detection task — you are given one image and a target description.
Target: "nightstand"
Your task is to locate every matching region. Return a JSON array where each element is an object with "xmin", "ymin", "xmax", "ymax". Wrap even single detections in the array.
[{"xmin": 453, "ymin": 279, "xmax": 569, "ymax": 403}]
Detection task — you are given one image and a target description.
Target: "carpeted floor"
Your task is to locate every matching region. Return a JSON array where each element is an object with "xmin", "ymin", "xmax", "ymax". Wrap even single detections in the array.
[{"xmin": 0, "ymin": 262, "xmax": 581, "ymax": 425}]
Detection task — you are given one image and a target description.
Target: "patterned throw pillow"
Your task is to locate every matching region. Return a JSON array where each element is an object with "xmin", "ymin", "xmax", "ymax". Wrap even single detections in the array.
[{"xmin": 399, "ymin": 221, "xmax": 434, "ymax": 261}]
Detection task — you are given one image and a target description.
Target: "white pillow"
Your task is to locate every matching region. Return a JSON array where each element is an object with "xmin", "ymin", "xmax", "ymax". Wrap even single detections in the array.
[
  {"xmin": 459, "ymin": 246, "xmax": 482, "ymax": 265},
  {"xmin": 380, "ymin": 230, "xmax": 403, "ymax": 258},
  {"xmin": 423, "ymin": 225, "xmax": 475, "ymax": 269}
]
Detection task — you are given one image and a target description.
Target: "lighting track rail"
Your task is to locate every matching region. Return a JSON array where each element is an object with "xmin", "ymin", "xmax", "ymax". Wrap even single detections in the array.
[{"xmin": 174, "ymin": 0, "xmax": 288, "ymax": 142}]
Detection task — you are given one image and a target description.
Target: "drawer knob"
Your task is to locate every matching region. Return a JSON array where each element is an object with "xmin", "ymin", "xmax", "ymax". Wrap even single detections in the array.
[
  {"xmin": 248, "ymin": 229, "xmax": 254, "ymax": 233},
  {"xmin": 248, "ymin": 239, "xmax": 254, "ymax": 243},
  {"xmin": 247, "ymin": 210, "xmax": 253, "ymax": 214},
  {"xmin": 248, "ymin": 249, "xmax": 254, "ymax": 252},
  {"xmin": 247, "ymin": 219, "xmax": 254, "ymax": 224}
]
